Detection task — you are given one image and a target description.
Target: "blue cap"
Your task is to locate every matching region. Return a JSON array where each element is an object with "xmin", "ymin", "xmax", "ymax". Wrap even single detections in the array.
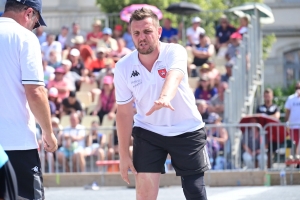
[
  {"xmin": 102, "ymin": 27, "xmax": 112, "ymax": 35},
  {"xmin": 10, "ymin": 0, "xmax": 46, "ymax": 28}
]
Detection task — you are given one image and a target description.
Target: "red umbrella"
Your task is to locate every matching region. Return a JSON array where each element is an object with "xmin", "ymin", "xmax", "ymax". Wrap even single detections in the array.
[
  {"xmin": 240, "ymin": 114, "xmax": 285, "ymax": 142},
  {"xmin": 120, "ymin": 4, "xmax": 163, "ymax": 23}
]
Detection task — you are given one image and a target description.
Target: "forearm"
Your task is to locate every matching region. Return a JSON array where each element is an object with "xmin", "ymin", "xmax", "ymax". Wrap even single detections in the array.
[
  {"xmin": 285, "ymin": 110, "xmax": 290, "ymax": 122},
  {"xmin": 159, "ymin": 70, "xmax": 183, "ymax": 100},
  {"xmin": 110, "ymin": 103, "xmax": 117, "ymax": 113},
  {"xmin": 116, "ymin": 112, "xmax": 134, "ymax": 157},
  {"xmin": 25, "ymin": 85, "xmax": 53, "ymax": 134}
]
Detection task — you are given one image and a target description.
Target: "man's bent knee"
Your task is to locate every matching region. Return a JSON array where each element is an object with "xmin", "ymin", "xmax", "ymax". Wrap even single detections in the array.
[{"xmin": 181, "ymin": 172, "xmax": 207, "ymax": 200}]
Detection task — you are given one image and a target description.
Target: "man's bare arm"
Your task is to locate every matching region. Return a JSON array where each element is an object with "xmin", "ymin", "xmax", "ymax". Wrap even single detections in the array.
[
  {"xmin": 159, "ymin": 70, "xmax": 184, "ymax": 100},
  {"xmin": 285, "ymin": 109, "xmax": 290, "ymax": 122}
]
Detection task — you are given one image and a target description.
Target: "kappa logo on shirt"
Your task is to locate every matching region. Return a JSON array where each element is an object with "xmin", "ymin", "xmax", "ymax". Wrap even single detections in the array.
[{"xmin": 131, "ymin": 70, "xmax": 140, "ymax": 78}]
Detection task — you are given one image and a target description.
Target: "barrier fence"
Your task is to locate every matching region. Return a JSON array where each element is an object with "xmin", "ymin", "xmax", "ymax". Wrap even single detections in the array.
[{"xmin": 39, "ymin": 123, "xmax": 300, "ymax": 174}]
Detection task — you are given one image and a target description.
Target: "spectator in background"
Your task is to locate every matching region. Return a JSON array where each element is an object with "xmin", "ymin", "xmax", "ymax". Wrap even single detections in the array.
[
  {"xmin": 122, "ymin": 24, "xmax": 135, "ymax": 50},
  {"xmin": 113, "ymin": 24, "xmax": 123, "ymax": 39},
  {"xmin": 208, "ymin": 82, "xmax": 228, "ymax": 119},
  {"xmin": 88, "ymin": 47, "xmax": 113, "ymax": 74},
  {"xmin": 35, "ymin": 26, "xmax": 47, "ymax": 45},
  {"xmin": 92, "ymin": 76, "xmax": 117, "ymax": 124},
  {"xmin": 160, "ymin": 18, "xmax": 178, "ymax": 43},
  {"xmin": 186, "ymin": 17, "xmax": 205, "ymax": 46},
  {"xmin": 43, "ymin": 59, "xmax": 55, "ymax": 86},
  {"xmin": 215, "ymin": 15, "xmax": 236, "ymax": 51},
  {"xmin": 62, "ymin": 59, "xmax": 81, "ymax": 92},
  {"xmin": 57, "ymin": 113, "xmax": 86, "ymax": 172},
  {"xmin": 221, "ymin": 61, "xmax": 233, "ymax": 83},
  {"xmin": 191, "ymin": 34, "xmax": 214, "ymax": 69},
  {"xmin": 194, "ymin": 75, "xmax": 217, "ymax": 101},
  {"xmin": 237, "ymin": 16, "xmax": 249, "ymax": 35},
  {"xmin": 61, "ymin": 91, "xmax": 83, "ymax": 117},
  {"xmin": 169, "ymin": 35, "xmax": 179, "ymax": 44},
  {"xmin": 56, "ymin": 26, "xmax": 69, "ymax": 50},
  {"xmin": 86, "ymin": 19, "xmax": 103, "ymax": 49},
  {"xmin": 285, "ymin": 82, "xmax": 300, "ymax": 147},
  {"xmin": 69, "ymin": 48, "xmax": 85, "ymax": 76},
  {"xmin": 71, "ymin": 35, "xmax": 95, "ymax": 69},
  {"xmin": 66, "ymin": 22, "xmax": 86, "ymax": 48},
  {"xmin": 257, "ymin": 88, "xmax": 280, "ymax": 119},
  {"xmin": 48, "ymin": 87, "xmax": 61, "ymax": 118},
  {"xmin": 207, "ymin": 61, "xmax": 220, "ymax": 87},
  {"xmin": 47, "ymin": 68, "xmax": 70, "ymax": 101},
  {"xmin": 41, "ymin": 33, "xmax": 62, "ymax": 63},
  {"xmin": 48, "ymin": 50, "xmax": 61, "ymax": 68},
  {"xmin": 48, "ymin": 88, "xmax": 58, "ymax": 117},
  {"xmin": 225, "ymin": 32, "xmax": 242, "ymax": 61},
  {"xmin": 110, "ymin": 38, "xmax": 132, "ymax": 63},
  {"xmin": 97, "ymin": 27, "xmax": 118, "ymax": 51},
  {"xmin": 196, "ymin": 99, "xmax": 210, "ymax": 124}
]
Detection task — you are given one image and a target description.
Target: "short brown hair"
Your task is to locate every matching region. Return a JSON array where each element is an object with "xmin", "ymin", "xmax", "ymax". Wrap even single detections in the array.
[
  {"xmin": 129, "ymin": 7, "xmax": 159, "ymax": 27},
  {"xmin": 264, "ymin": 88, "xmax": 273, "ymax": 95}
]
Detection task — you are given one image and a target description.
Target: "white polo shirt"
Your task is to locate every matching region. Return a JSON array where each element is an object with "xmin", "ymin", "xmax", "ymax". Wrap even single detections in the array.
[
  {"xmin": 114, "ymin": 42, "xmax": 204, "ymax": 136},
  {"xmin": 186, "ymin": 26, "xmax": 205, "ymax": 45},
  {"xmin": 0, "ymin": 18, "xmax": 44, "ymax": 150},
  {"xmin": 285, "ymin": 93, "xmax": 300, "ymax": 128}
]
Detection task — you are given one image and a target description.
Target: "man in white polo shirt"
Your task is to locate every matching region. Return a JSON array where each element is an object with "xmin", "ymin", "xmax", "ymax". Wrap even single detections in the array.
[
  {"xmin": 0, "ymin": 0, "xmax": 57, "ymax": 199},
  {"xmin": 285, "ymin": 82, "xmax": 300, "ymax": 148},
  {"xmin": 114, "ymin": 8, "xmax": 209, "ymax": 200}
]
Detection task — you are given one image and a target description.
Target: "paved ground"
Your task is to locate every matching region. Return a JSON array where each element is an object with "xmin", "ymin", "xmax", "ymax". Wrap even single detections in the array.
[{"xmin": 45, "ymin": 185, "xmax": 300, "ymax": 200}]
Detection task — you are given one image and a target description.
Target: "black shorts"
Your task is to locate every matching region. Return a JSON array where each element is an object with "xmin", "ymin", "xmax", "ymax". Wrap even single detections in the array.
[
  {"xmin": 132, "ymin": 127, "xmax": 210, "ymax": 176},
  {"xmin": 5, "ymin": 149, "xmax": 44, "ymax": 200},
  {"xmin": 0, "ymin": 160, "xmax": 18, "ymax": 200}
]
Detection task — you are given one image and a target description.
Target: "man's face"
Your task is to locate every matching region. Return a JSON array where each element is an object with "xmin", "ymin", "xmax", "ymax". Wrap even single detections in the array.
[
  {"xmin": 220, "ymin": 19, "xmax": 228, "ymax": 28},
  {"xmin": 68, "ymin": 97, "xmax": 76, "ymax": 105},
  {"xmin": 97, "ymin": 52, "xmax": 104, "ymax": 59},
  {"xmin": 54, "ymin": 73, "xmax": 64, "ymax": 81},
  {"xmin": 24, "ymin": 8, "xmax": 40, "ymax": 31},
  {"xmin": 197, "ymin": 103, "xmax": 207, "ymax": 114},
  {"xmin": 163, "ymin": 19, "xmax": 171, "ymax": 28},
  {"xmin": 264, "ymin": 93, "xmax": 273, "ymax": 103},
  {"xmin": 73, "ymin": 24, "xmax": 79, "ymax": 34},
  {"xmin": 226, "ymin": 66, "xmax": 232, "ymax": 75},
  {"xmin": 131, "ymin": 17, "xmax": 162, "ymax": 55},
  {"xmin": 70, "ymin": 114, "xmax": 79, "ymax": 127}
]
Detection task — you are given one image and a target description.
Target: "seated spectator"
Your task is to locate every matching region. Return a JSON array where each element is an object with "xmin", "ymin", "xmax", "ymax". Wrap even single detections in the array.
[
  {"xmin": 208, "ymin": 82, "xmax": 228, "ymax": 119},
  {"xmin": 186, "ymin": 17, "xmax": 205, "ymax": 46},
  {"xmin": 57, "ymin": 113, "xmax": 86, "ymax": 172},
  {"xmin": 194, "ymin": 75, "xmax": 217, "ymax": 101},
  {"xmin": 92, "ymin": 76, "xmax": 116, "ymax": 124},
  {"xmin": 48, "ymin": 87, "xmax": 61, "ymax": 118},
  {"xmin": 48, "ymin": 50, "xmax": 61, "ymax": 68},
  {"xmin": 62, "ymin": 59, "xmax": 81, "ymax": 91},
  {"xmin": 215, "ymin": 15, "xmax": 236, "ymax": 51},
  {"xmin": 88, "ymin": 47, "xmax": 114, "ymax": 74},
  {"xmin": 221, "ymin": 61, "xmax": 233, "ymax": 83},
  {"xmin": 198, "ymin": 63, "xmax": 211, "ymax": 78},
  {"xmin": 196, "ymin": 99, "xmax": 210, "ymax": 123},
  {"xmin": 60, "ymin": 91, "xmax": 83, "ymax": 117},
  {"xmin": 86, "ymin": 20, "xmax": 103, "ymax": 49},
  {"xmin": 242, "ymin": 118, "xmax": 268, "ymax": 169},
  {"xmin": 225, "ymin": 32, "xmax": 242, "ymax": 61},
  {"xmin": 122, "ymin": 24, "xmax": 135, "ymax": 50},
  {"xmin": 191, "ymin": 34, "xmax": 214, "ymax": 68},
  {"xmin": 97, "ymin": 27, "xmax": 118, "ymax": 51},
  {"xmin": 47, "ymin": 68, "xmax": 71, "ymax": 101},
  {"xmin": 71, "ymin": 35, "xmax": 95, "ymax": 68},
  {"xmin": 237, "ymin": 16, "xmax": 249, "ymax": 35},
  {"xmin": 206, "ymin": 113, "xmax": 228, "ymax": 170},
  {"xmin": 256, "ymin": 88, "xmax": 280, "ymax": 119},
  {"xmin": 110, "ymin": 38, "xmax": 132, "ymax": 63},
  {"xmin": 43, "ymin": 59, "xmax": 55, "ymax": 87},
  {"xmin": 85, "ymin": 121, "xmax": 106, "ymax": 161},
  {"xmin": 41, "ymin": 33, "xmax": 62, "ymax": 63},
  {"xmin": 66, "ymin": 22, "xmax": 86, "ymax": 48},
  {"xmin": 69, "ymin": 48, "xmax": 85, "ymax": 76},
  {"xmin": 112, "ymin": 24, "xmax": 123, "ymax": 39},
  {"xmin": 35, "ymin": 26, "xmax": 47, "ymax": 45},
  {"xmin": 160, "ymin": 18, "xmax": 178, "ymax": 43},
  {"xmin": 56, "ymin": 26, "xmax": 69, "ymax": 50},
  {"xmin": 169, "ymin": 35, "xmax": 179, "ymax": 44}
]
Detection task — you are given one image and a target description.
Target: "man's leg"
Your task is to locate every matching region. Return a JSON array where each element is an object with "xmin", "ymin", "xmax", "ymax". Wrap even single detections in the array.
[
  {"xmin": 181, "ymin": 173, "xmax": 207, "ymax": 200},
  {"xmin": 135, "ymin": 173, "xmax": 161, "ymax": 200}
]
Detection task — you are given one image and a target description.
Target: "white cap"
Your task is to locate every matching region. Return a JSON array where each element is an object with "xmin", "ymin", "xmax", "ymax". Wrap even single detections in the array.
[
  {"xmin": 70, "ymin": 48, "xmax": 80, "ymax": 57},
  {"xmin": 48, "ymin": 87, "xmax": 58, "ymax": 98},
  {"xmin": 61, "ymin": 59, "xmax": 72, "ymax": 67},
  {"xmin": 71, "ymin": 35, "xmax": 85, "ymax": 44},
  {"xmin": 192, "ymin": 17, "xmax": 201, "ymax": 23}
]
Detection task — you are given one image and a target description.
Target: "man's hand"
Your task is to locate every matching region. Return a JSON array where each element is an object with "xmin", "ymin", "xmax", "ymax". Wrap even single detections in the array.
[
  {"xmin": 146, "ymin": 97, "xmax": 175, "ymax": 116},
  {"xmin": 119, "ymin": 156, "xmax": 137, "ymax": 184},
  {"xmin": 43, "ymin": 133, "xmax": 58, "ymax": 153}
]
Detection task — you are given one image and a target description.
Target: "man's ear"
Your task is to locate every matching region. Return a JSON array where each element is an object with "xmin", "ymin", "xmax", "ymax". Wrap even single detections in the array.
[
  {"xmin": 23, "ymin": 7, "xmax": 33, "ymax": 19},
  {"xmin": 158, "ymin": 26, "xmax": 162, "ymax": 39}
]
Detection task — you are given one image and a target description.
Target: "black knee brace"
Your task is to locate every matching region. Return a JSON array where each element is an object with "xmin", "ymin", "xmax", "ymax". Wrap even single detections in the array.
[{"xmin": 181, "ymin": 172, "xmax": 207, "ymax": 200}]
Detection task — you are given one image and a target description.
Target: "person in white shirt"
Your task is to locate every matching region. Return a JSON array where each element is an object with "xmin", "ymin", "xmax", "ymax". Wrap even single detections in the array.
[
  {"xmin": 285, "ymin": 82, "xmax": 300, "ymax": 148},
  {"xmin": 0, "ymin": 0, "xmax": 57, "ymax": 199},
  {"xmin": 41, "ymin": 33, "xmax": 62, "ymax": 63},
  {"xmin": 114, "ymin": 8, "xmax": 209, "ymax": 200},
  {"xmin": 186, "ymin": 16, "xmax": 205, "ymax": 46}
]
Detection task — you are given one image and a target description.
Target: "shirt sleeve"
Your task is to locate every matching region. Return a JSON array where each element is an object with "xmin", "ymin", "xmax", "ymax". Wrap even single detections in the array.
[
  {"xmin": 284, "ymin": 97, "xmax": 292, "ymax": 110},
  {"xmin": 21, "ymin": 33, "xmax": 44, "ymax": 86},
  {"xmin": 114, "ymin": 64, "xmax": 133, "ymax": 105},
  {"xmin": 166, "ymin": 44, "xmax": 188, "ymax": 75}
]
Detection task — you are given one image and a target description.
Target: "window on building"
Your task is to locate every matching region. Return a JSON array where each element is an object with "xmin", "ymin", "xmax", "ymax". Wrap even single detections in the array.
[{"xmin": 284, "ymin": 49, "xmax": 300, "ymax": 86}]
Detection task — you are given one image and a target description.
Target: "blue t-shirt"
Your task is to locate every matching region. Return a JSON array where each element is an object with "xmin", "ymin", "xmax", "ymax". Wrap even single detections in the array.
[
  {"xmin": 194, "ymin": 87, "xmax": 217, "ymax": 101},
  {"xmin": 215, "ymin": 25, "xmax": 236, "ymax": 44},
  {"xmin": 0, "ymin": 145, "xmax": 8, "ymax": 168},
  {"xmin": 160, "ymin": 27, "xmax": 178, "ymax": 42},
  {"xmin": 122, "ymin": 32, "xmax": 135, "ymax": 50}
]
